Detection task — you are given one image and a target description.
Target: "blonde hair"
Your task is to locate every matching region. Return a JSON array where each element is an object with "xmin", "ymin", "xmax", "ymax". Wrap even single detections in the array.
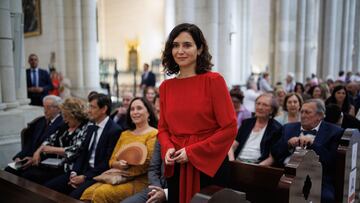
[{"xmin": 60, "ymin": 97, "xmax": 88, "ymax": 123}]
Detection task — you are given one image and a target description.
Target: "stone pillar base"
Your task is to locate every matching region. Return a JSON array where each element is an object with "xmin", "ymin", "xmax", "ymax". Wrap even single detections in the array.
[
  {"xmin": 0, "ymin": 103, "xmax": 6, "ymax": 111},
  {"xmin": 4, "ymin": 101, "xmax": 19, "ymax": 110},
  {"xmin": 17, "ymin": 98, "xmax": 30, "ymax": 106}
]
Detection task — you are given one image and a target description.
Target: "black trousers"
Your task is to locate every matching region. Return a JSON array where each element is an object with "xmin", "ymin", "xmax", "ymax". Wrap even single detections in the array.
[
  {"xmin": 167, "ymin": 158, "xmax": 229, "ymax": 203},
  {"xmin": 21, "ymin": 166, "xmax": 64, "ymax": 184},
  {"xmin": 44, "ymin": 173, "xmax": 96, "ymax": 199},
  {"xmin": 4, "ymin": 166, "xmax": 24, "ymax": 177}
]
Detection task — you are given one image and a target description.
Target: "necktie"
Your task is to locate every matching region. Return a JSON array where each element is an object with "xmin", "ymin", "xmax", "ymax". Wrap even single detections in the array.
[
  {"xmin": 32, "ymin": 70, "xmax": 37, "ymax": 86},
  {"xmin": 302, "ymin": 129, "xmax": 317, "ymax": 136},
  {"xmin": 89, "ymin": 125, "xmax": 99, "ymax": 154}
]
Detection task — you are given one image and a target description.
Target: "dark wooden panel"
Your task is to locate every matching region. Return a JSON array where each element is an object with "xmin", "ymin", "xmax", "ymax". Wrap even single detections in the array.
[{"xmin": 0, "ymin": 170, "xmax": 82, "ymax": 203}]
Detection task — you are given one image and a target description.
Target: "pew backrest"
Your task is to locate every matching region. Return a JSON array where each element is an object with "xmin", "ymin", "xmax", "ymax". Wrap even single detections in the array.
[
  {"xmin": 338, "ymin": 129, "xmax": 360, "ymax": 203},
  {"xmin": 20, "ymin": 116, "xmax": 43, "ymax": 150}
]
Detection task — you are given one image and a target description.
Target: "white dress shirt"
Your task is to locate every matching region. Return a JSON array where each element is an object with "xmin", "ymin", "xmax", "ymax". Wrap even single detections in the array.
[{"xmin": 88, "ymin": 116, "xmax": 109, "ymax": 168}]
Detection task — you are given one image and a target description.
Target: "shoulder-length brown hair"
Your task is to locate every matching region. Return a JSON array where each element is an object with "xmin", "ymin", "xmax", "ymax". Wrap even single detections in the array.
[
  {"xmin": 126, "ymin": 97, "xmax": 158, "ymax": 130},
  {"xmin": 282, "ymin": 93, "xmax": 303, "ymax": 111},
  {"xmin": 162, "ymin": 23, "xmax": 213, "ymax": 76}
]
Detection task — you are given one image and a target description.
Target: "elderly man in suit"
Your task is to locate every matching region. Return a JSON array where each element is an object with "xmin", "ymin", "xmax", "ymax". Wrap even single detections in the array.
[
  {"xmin": 122, "ymin": 141, "xmax": 167, "ymax": 203},
  {"xmin": 26, "ymin": 54, "xmax": 53, "ymax": 106},
  {"xmin": 5, "ymin": 95, "xmax": 64, "ymax": 176},
  {"xmin": 140, "ymin": 63, "xmax": 156, "ymax": 89},
  {"xmin": 44, "ymin": 93, "xmax": 122, "ymax": 199},
  {"xmin": 272, "ymin": 99, "xmax": 344, "ymax": 203}
]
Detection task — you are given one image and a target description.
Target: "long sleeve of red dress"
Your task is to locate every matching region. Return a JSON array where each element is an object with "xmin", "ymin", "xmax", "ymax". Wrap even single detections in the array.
[{"xmin": 158, "ymin": 72, "xmax": 237, "ymax": 203}]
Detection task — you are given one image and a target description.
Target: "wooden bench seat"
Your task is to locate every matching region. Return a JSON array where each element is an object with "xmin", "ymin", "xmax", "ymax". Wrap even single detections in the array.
[
  {"xmin": 192, "ymin": 129, "xmax": 360, "ymax": 203},
  {"xmin": 0, "ymin": 170, "xmax": 82, "ymax": 203}
]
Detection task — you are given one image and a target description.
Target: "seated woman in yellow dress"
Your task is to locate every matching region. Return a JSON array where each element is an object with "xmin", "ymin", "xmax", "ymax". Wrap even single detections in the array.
[{"xmin": 80, "ymin": 97, "xmax": 158, "ymax": 203}]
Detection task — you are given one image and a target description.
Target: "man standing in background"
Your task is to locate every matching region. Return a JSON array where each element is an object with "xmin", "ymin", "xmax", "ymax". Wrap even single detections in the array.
[
  {"xmin": 140, "ymin": 63, "xmax": 156, "ymax": 89},
  {"xmin": 26, "ymin": 54, "xmax": 53, "ymax": 106}
]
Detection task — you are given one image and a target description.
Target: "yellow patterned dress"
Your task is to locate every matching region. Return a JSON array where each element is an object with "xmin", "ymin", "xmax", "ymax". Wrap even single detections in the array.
[{"xmin": 80, "ymin": 129, "xmax": 158, "ymax": 203}]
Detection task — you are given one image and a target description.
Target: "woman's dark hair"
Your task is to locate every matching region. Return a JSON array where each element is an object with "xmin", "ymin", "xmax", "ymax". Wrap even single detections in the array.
[
  {"xmin": 162, "ymin": 23, "xmax": 213, "ymax": 76},
  {"xmin": 325, "ymin": 85, "xmax": 351, "ymax": 114},
  {"xmin": 294, "ymin": 82, "xmax": 305, "ymax": 93},
  {"xmin": 283, "ymin": 93, "xmax": 303, "ymax": 112},
  {"xmin": 308, "ymin": 85, "xmax": 326, "ymax": 100},
  {"xmin": 230, "ymin": 89, "xmax": 244, "ymax": 104},
  {"xmin": 153, "ymin": 94, "xmax": 159, "ymax": 105},
  {"xmin": 126, "ymin": 97, "xmax": 158, "ymax": 130},
  {"xmin": 143, "ymin": 86, "xmax": 156, "ymax": 96},
  {"xmin": 324, "ymin": 104, "xmax": 342, "ymax": 124}
]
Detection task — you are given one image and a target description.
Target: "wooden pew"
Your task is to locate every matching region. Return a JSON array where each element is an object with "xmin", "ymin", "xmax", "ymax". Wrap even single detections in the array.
[
  {"xmin": 231, "ymin": 129, "xmax": 360, "ymax": 203},
  {"xmin": 191, "ymin": 185, "xmax": 249, "ymax": 203},
  {"xmin": 0, "ymin": 170, "xmax": 82, "ymax": 203},
  {"xmin": 192, "ymin": 149, "xmax": 322, "ymax": 203},
  {"xmin": 335, "ymin": 129, "xmax": 360, "ymax": 203},
  {"xmin": 193, "ymin": 130, "xmax": 360, "ymax": 203},
  {"xmin": 20, "ymin": 116, "xmax": 43, "ymax": 150},
  {"xmin": 277, "ymin": 149, "xmax": 322, "ymax": 203},
  {"xmin": 230, "ymin": 149, "xmax": 322, "ymax": 203}
]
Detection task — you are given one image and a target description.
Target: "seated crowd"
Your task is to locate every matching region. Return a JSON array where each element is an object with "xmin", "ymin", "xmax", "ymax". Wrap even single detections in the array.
[{"xmin": 3, "ymin": 71, "xmax": 360, "ymax": 203}]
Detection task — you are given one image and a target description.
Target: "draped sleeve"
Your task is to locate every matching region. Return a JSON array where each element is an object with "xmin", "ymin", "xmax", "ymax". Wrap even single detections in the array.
[{"xmin": 185, "ymin": 74, "xmax": 237, "ymax": 176}]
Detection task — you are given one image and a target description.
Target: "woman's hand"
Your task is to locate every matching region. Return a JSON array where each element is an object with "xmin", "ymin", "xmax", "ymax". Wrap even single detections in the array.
[
  {"xmin": 32, "ymin": 146, "xmax": 44, "ymax": 165},
  {"xmin": 118, "ymin": 160, "xmax": 129, "ymax": 170},
  {"xmin": 173, "ymin": 148, "xmax": 188, "ymax": 164},
  {"xmin": 165, "ymin": 148, "xmax": 176, "ymax": 165}
]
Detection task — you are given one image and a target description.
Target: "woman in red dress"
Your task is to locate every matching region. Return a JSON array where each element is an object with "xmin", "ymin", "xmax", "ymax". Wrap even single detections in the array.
[{"xmin": 158, "ymin": 23, "xmax": 237, "ymax": 203}]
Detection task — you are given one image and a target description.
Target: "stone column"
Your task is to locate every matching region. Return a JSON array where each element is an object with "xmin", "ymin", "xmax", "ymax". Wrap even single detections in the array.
[
  {"xmin": 164, "ymin": 0, "xmax": 175, "ymax": 38},
  {"xmin": 194, "ymin": 0, "xmax": 219, "ymax": 71},
  {"xmin": 321, "ymin": 0, "xmax": 338, "ymax": 79},
  {"xmin": 340, "ymin": 0, "xmax": 356, "ymax": 72},
  {"xmin": 340, "ymin": 0, "xmax": 350, "ymax": 71},
  {"xmin": 0, "ymin": 0, "xmax": 18, "ymax": 109},
  {"xmin": 10, "ymin": 0, "xmax": 29, "ymax": 105},
  {"xmin": 81, "ymin": 0, "xmax": 100, "ymax": 92},
  {"xmin": 217, "ymin": 0, "xmax": 233, "ymax": 84},
  {"xmin": 0, "ymin": 82, "xmax": 4, "ymax": 110},
  {"xmin": 295, "ymin": 0, "xmax": 306, "ymax": 82},
  {"xmin": 304, "ymin": 0, "xmax": 319, "ymax": 81},
  {"xmin": 235, "ymin": 0, "xmax": 251, "ymax": 85},
  {"xmin": 55, "ymin": 0, "xmax": 66, "ymax": 75},
  {"xmin": 175, "ymin": 0, "xmax": 195, "ymax": 24},
  {"xmin": 63, "ymin": 0, "xmax": 84, "ymax": 92},
  {"xmin": 354, "ymin": 0, "xmax": 360, "ymax": 72},
  {"xmin": 209, "ymin": 0, "xmax": 219, "ymax": 72},
  {"xmin": 274, "ymin": 0, "xmax": 291, "ymax": 84}
]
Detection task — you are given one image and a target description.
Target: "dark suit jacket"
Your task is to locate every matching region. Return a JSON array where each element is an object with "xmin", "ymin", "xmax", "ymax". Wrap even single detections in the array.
[
  {"xmin": 26, "ymin": 68, "xmax": 53, "ymax": 105},
  {"xmin": 234, "ymin": 117, "xmax": 282, "ymax": 162},
  {"xmin": 14, "ymin": 115, "xmax": 64, "ymax": 160},
  {"xmin": 110, "ymin": 110, "xmax": 128, "ymax": 130},
  {"xmin": 72, "ymin": 118, "xmax": 122, "ymax": 179},
  {"xmin": 342, "ymin": 113, "xmax": 360, "ymax": 131},
  {"xmin": 271, "ymin": 121, "xmax": 344, "ymax": 202},
  {"xmin": 141, "ymin": 71, "xmax": 156, "ymax": 87}
]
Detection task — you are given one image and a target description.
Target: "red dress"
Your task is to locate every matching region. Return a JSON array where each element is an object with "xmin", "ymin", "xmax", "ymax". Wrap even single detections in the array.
[{"xmin": 158, "ymin": 71, "xmax": 237, "ymax": 203}]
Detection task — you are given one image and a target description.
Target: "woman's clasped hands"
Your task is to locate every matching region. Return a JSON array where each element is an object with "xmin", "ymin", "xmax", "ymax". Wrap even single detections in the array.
[{"xmin": 165, "ymin": 148, "xmax": 188, "ymax": 165}]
